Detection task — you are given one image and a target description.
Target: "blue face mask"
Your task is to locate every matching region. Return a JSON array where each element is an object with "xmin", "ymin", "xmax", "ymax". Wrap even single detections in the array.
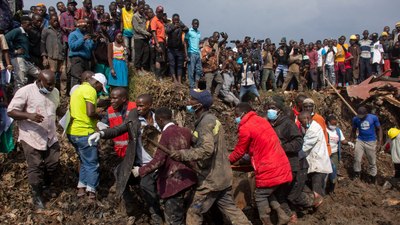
[
  {"xmin": 186, "ymin": 105, "xmax": 196, "ymax": 114},
  {"xmin": 235, "ymin": 117, "xmax": 241, "ymax": 124},
  {"xmin": 306, "ymin": 122, "xmax": 311, "ymax": 128},
  {"xmin": 267, "ymin": 109, "xmax": 278, "ymax": 121}
]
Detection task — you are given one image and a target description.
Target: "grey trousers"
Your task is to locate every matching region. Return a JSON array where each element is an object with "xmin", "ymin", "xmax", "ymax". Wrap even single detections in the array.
[
  {"xmin": 186, "ymin": 186, "xmax": 251, "ymax": 225},
  {"xmin": 354, "ymin": 140, "xmax": 377, "ymax": 176},
  {"xmin": 205, "ymin": 72, "xmax": 223, "ymax": 96}
]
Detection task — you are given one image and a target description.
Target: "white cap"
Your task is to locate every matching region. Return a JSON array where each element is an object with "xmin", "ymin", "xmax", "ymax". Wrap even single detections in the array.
[{"xmin": 92, "ymin": 73, "xmax": 108, "ymax": 93}]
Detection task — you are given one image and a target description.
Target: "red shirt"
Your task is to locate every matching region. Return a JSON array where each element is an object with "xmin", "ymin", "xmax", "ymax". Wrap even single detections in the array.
[
  {"xmin": 345, "ymin": 52, "xmax": 352, "ymax": 69},
  {"xmin": 150, "ymin": 16, "xmax": 166, "ymax": 43}
]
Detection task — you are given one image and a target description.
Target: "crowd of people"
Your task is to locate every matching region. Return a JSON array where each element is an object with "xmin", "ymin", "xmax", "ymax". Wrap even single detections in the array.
[{"xmin": 0, "ymin": 0, "xmax": 400, "ymax": 225}]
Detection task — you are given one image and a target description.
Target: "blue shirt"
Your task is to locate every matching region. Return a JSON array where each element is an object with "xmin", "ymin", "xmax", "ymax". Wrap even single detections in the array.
[
  {"xmin": 185, "ymin": 28, "xmax": 201, "ymax": 54},
  {"xmin": 68, "ymin": 28, "xmax": 94, "ymax": 60},
  {"xmin": 352, "ymin": 114, "xmax": 380, "ymax": 142}
]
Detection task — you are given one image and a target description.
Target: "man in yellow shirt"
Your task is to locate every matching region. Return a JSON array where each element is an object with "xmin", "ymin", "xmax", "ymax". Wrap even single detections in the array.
[
  {"xmin": 67, "ymin": 72, "xmax": 107, "ymax": 199},
  {"xmin": 121, "ymin": 1, "xmax": 134, "ymax": 63},
  {"xmin": 335, "ymin": 36, "xmax": 349, "ymax": 87}
]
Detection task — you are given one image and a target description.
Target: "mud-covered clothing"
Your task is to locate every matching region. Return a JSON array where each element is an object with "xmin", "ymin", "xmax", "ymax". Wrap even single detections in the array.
[
  {"xmin": 172, "ymin": 112, "xmax": 232, "ymax": 191},
  {"xmin": 101, "ymin": 109, "xmax": 141, "ymax": 198},
  {"xmin": 171, "ymin": 112, "xmax": 250, "ymax": 225},
  {"xmin": 270, "ymin": 114, "xmax": 303, "ymax": 172},
  {"xmin": 229, "ymin": 111, "xmax": 293, "ymax": 188},
  {"xmin": 139, "ymin": 123, "xmax": 197, "ymax": 199}
]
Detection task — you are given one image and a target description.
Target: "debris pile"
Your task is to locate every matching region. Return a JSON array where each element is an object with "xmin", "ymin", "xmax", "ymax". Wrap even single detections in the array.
[{"xmin": 0, "ymin": 74, "xmax": 399, "ymax": 225}]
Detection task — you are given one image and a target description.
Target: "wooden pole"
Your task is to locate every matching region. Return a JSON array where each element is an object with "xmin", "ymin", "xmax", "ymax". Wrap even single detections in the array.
[{"xmin": 324, "ymin": 76, "xmax": 357, "ymax": 116}]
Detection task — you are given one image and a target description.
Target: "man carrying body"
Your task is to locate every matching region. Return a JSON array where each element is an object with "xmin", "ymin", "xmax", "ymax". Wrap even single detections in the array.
[
  {"xmin": 169, "ymin": 89, "xmax": 251, "ymax": 225},
  {"xmin": 89, "ymin": 94, "xmax": 163, "ymax": 224},
  {"xmin": 101, "ymin": 87, "xmax": 137, "ymax": 158},
  {"xmin": 230, "ymin": 102, "xmax": 292, "ymax": 225},
  {"xmin": 133, "ymin": 107, "xmax": 197, "ymax": 225},
  {"xmin": 8, "ymin": 70, "xmax": 60, "ymax": 209}
]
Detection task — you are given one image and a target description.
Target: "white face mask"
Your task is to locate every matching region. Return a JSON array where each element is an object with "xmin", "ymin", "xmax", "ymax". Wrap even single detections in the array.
[{"xmin": 328, "ymin": 123, "xmax": 337, "ymax": 130}]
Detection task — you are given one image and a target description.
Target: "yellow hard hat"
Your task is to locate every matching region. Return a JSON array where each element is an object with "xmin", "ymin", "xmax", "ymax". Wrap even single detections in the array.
[
  {"xmin": 388, "ymin": 128, "xmax": 400, "ymax": 139},
  {"xmin": 350, "ymin": 35, "xmax": 357, "ymax": 40},
  {"xmin": 381, "ymin": 32, "xmax": 388, "ymax": 36}
]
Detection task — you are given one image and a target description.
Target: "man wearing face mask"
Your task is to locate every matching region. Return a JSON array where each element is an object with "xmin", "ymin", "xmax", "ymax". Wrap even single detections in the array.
[
  {"xmin": 169, "ymin": 89, "xmax": 251, "ymax": 225},
  {"xmin": 350, "ymin": 106, "xmax": 382, "ymax": 183},
  {"xmin": 229, "ymin": 102, "xmax": 292, "ymax": 225},
  {"xmin": 265, "ymin": 96, "xmax": 317, "ymax": 222},
  {"xmin": 302, "ymin": 98, "xmax": 332, "ymax": 156},
  {"xmin": 298, "ymin": 111, "xmax": 332, "ymax": 199},
  {"xmin": 7, "ymin": 70, "xmax": 60, "ymax": 209}
]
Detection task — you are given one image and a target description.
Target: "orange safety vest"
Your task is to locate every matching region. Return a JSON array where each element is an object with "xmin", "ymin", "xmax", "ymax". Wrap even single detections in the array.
[{"xmin": 107, "ymin": 101, "xmax": 137, "ymax": 158}]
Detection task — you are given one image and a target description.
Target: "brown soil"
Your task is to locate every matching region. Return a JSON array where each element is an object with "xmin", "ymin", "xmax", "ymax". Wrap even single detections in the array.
[{"xmin": 0, "ymin": 75, "xmax": 399, "ymax": 225}]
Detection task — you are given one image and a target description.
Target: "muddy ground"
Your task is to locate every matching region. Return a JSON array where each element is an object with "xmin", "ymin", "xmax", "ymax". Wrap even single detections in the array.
[{"xmin": 0, "ymin": 75, "xmax": 399, "ymax": 225}]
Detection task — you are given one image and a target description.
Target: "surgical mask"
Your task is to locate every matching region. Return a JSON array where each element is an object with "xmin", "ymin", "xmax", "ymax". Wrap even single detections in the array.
[
  {"xmin": 328, "ymin": 125, "xmax": 337, "ymax": 130},
  {"xmin": 39, "ymin": 85, "xmax": 51, "ymax": 95},
  {"xmin": 235, "ymin": 113, "xmax": 244, "ymax": 124},
  {"xmin": 235, "ymin": 117, "xmax": 241, "ymax": 124},
  {"xmin": 306, "ymin": 123, "xmax": 311, "ymax": 129},
  {"xmin": 186, "ymin": 105, "xmax": 195, "ymax": 114},
  {"xmin": 267, "ymin": 109, "xmax": 278, "ymax": 121}
]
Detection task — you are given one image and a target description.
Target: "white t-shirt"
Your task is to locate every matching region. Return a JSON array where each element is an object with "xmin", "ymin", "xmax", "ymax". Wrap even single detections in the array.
[
  {"xmin": 327, "ymin": 128, "xmax": 345, "ymax": 154},
  {"xmin": 317, "ymin": 48, "xmax": 326, "ymax": 67},
  {"xmin": 372, "ymin": 41, "xmax": 384, "ymax": 64},
  {"xmin": 324, "ymin": 46, "xmax": 337, "ymax": 66}
]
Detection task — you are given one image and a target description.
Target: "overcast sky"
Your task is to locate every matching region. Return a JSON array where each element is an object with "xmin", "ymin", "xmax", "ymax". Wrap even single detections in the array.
[{"xmin": 27, "ymin": 0, "xmax": 399, "ymax": 43}]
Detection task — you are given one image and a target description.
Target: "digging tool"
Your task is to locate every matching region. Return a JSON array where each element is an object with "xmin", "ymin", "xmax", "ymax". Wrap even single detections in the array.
[{"xmin": 323, "ymin": 76, "xmax": 357, "ymax": 116}]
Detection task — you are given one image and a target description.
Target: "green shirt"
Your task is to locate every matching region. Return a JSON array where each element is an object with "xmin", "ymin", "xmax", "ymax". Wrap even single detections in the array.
[{"xmin": 67, "ymin": 82, "xmax": 97, "ymax": 136}]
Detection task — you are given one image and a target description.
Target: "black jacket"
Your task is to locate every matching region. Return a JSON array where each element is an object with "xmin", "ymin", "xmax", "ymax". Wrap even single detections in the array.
[
  {"xmin": 102, "ymin": 109, "xmax": 140, "ymax": 198},
  {"xmin": 270, "ymin": 114, "xmax": 303, "ymax": 172}
]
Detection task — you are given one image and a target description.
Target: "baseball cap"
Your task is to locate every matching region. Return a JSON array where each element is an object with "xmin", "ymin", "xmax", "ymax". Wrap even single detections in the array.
[
  {"xmin": 92, "ymin": 73, "xmax": 108, "ymax": 93},
  {"xmin": 190, "ymin": 89, "xmax": 213, "ymax": 109}
]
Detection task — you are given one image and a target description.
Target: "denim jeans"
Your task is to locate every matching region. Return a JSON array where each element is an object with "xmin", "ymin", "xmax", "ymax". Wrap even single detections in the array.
[
  {"xmin": 360, "ymin": 57, "xmax": 372, "ymax": 81},
  {"xmin": 188, "ymin": 52, "xmax": 202, "ymax": 88},
  {"xmin": 123, "ymin": 36, "xmax": 135, "ymax": 63},
  {"xmin": 324, "ymin": 64, "xmax": 335, "ymax": 86},
  {"xmin": 167, "ymin": 48, "xmax": 185, "ymax": 77},
  {"xmin": 239, "ymin": 84, "xmax": 260, "ymax": 100},
  {"xmin": 68, "ymin": 134, "xmax": 99, "ymax": 193}
]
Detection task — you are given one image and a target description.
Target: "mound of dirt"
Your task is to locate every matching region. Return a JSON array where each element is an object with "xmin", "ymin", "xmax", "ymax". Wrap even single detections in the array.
[{"xmin": 0, "ymin": 74, "xmax": 399, "ymax": 225}]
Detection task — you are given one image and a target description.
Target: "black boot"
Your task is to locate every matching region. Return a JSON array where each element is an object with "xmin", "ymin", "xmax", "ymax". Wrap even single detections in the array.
[
  {"xmin": 369, "ymin": 175, "xmax": 376, "ymax": 184},
  {"xmin": 353, "ymin": 172, "xmax": 361, "ymax": 180},
  {"xmin": 31, "ymin": 185, "xmax": 45, "ymax": 209}
]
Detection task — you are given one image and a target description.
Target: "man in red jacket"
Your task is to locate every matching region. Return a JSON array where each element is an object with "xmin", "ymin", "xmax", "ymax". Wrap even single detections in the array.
[
  {"xmin": 132, "ymin": 107, "xmax": 197, "ymax": 225},
  {"xmin": 229, "ymin": 102, "xmax": 293, "ymax": 225}
]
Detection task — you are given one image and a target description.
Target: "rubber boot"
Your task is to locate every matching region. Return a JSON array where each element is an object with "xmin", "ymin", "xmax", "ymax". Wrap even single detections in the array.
[
  {"xmin": 353, "ymin": 172, "xmax": 361, "ymax": 180},
  {"xmin": 31, "ymin": 185, "xmax": 45, "ymax": 209},
  {"xmin": 261, "ymin": 215, "xmax": 273, "ymax": 225},
  {"xmin": 275, "ymin": 206, "xmax": 291, "ymax": 225}
]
